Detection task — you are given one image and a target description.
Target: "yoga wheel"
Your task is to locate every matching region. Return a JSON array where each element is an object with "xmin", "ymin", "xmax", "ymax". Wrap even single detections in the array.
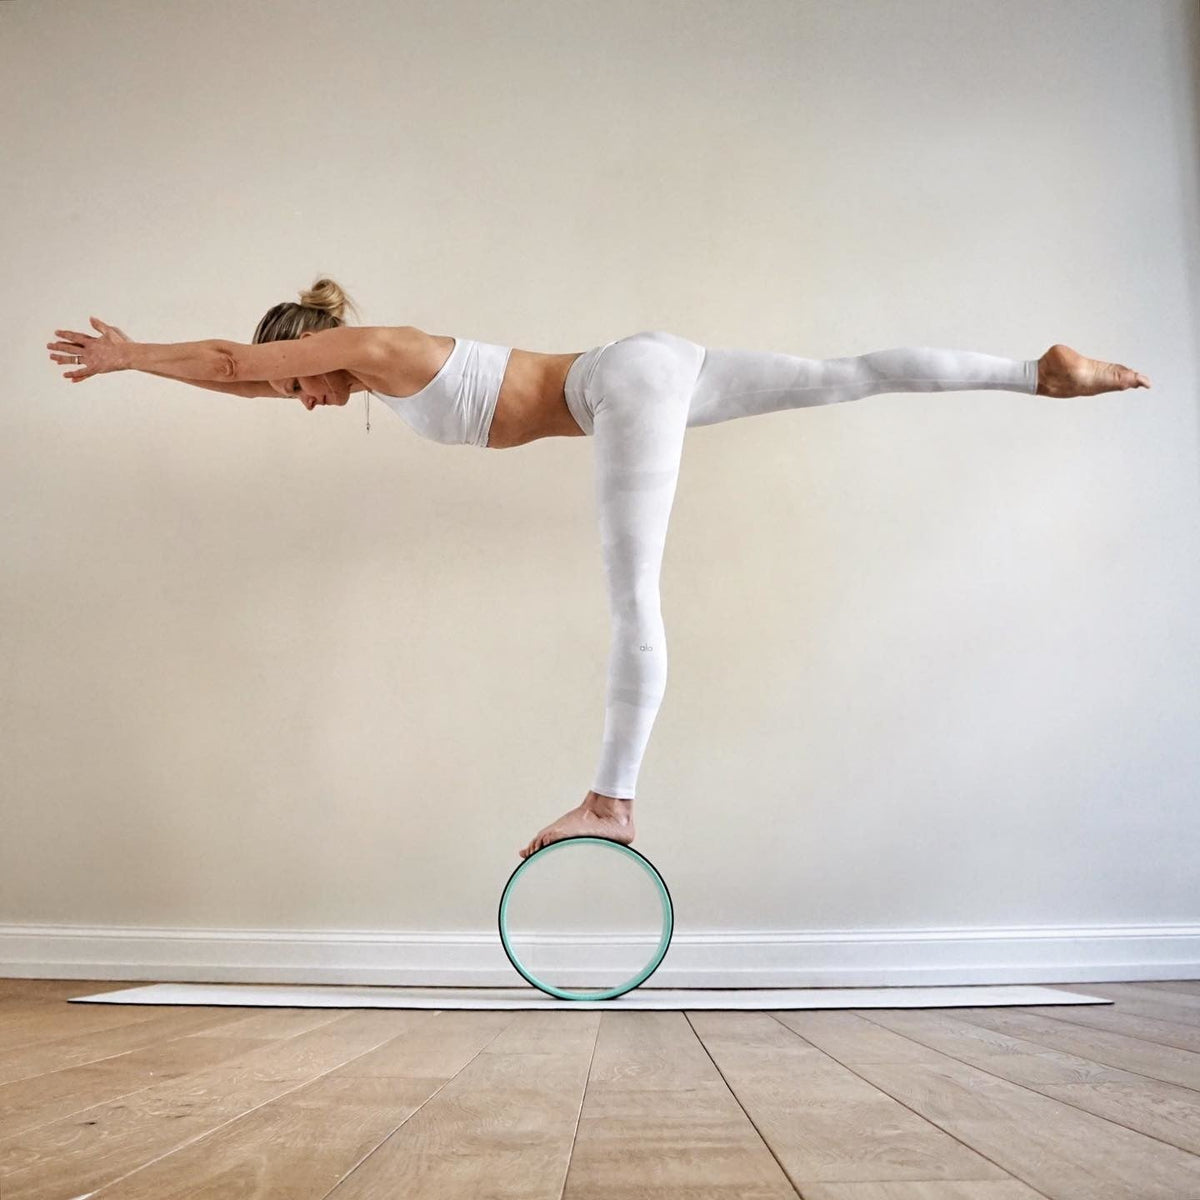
[{"xmin": 498, "ymin": 836, "xmax": 674, "ymax": 1000}]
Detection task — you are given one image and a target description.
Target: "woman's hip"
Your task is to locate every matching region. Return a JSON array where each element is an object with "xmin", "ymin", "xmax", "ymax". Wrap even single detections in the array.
[{"xmin": 564, "ymin": 331, "xmax": 706, "ymax": 436}]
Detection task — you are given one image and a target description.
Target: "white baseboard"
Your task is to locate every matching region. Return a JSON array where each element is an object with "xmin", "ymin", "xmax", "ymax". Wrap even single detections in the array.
[{"xmin": 1, "ymin": 922, "xmax": 1196, "ymax": 987}]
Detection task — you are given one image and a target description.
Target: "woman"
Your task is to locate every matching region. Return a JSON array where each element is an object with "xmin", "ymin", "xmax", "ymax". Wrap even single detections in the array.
[{"xmin": 48, "ymin": 277, "xmax": 1151, "ymax": 861}]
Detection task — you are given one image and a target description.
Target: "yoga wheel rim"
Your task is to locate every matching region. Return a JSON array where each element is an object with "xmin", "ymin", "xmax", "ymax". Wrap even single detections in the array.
[{"xmin": 498, "ymin": 835, "xmax": 674, "ymax": 1000}]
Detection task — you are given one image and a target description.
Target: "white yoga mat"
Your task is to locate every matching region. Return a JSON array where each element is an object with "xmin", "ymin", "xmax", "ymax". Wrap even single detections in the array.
[{"xmin": 70, "ymin": 983, "xmax": 1112, "ymax": 1011}]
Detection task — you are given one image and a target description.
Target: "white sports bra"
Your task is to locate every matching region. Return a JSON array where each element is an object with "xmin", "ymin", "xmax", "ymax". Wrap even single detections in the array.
[{"xmin": 377, "ymin": 337, "xmax": 512, "ymax": 448}]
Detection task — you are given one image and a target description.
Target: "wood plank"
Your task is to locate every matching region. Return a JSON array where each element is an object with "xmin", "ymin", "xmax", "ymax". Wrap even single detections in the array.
[
  {"xmin": 0, "ymin": 1009, "xmax": 271, "ymax": 1086},
  {"xmin": 762, "ymin": 1012, "xmax": 948, "ymax": 1066},
  {"xmin": 687, "ymin": 1011, "xmax": 1010, "ymax": 1187},
  {"xmin": 0, "ymin": 1010, "xmax": 446, "ymax": 1199},
  {"xmin": 843, "ymin": 1041, "xmax": 1200, "ymax": 1199},
  {"xmin": 183, "ymin": 1008, "xmax": 357, "ymax": 1040},
  {"xmin": 945, "ymin": 1007, "xmax": 1200, "ymax": 1091},
  {"xmin": 317, "ymin": 1012, "xmax": 599, "ymax": 1199},
  {"xmin": 0, "ymin": 1031, "xmax": 275, "ymax": 1139},
  {"xmin": 1013, "ymin": 1003, "xmax": 1200, "ymax": 1055},
  {"xmin": 564, "ymin": 1010, "xmax": 799, "ymax": 1198},
  {"xmin": 1090, "ymin": 983, "xmax": 1200, "ymax": 1011},
  {"xmin": 841, "ymin": 1008, "xmax": 1200, "ymax": 1155},
  {"xmin": 0, "ymin": 1003, "xmax": 201, "ymax": 1056},
  {"xmin": 481, "ymin": 1008, "xmax": 599, "ymax": 1057},
  {"xmin": 1139, "ymin": 981, "xmax": 1200, "ymax": 998},
  {"xmin": 1048, "ymin": 984, "xmax": 1200, "ymax": 1027},
  {"xmin": 43, "ymin": 1011, "xmax": 517, "ymax": 1200},
  {"xmin": 0, "ymin": 980, "xmax": 131, "ymax": 1004},
  {"xmin": 799, "ymin": 1184, "xmax": 1046, "ymax": 1199}
]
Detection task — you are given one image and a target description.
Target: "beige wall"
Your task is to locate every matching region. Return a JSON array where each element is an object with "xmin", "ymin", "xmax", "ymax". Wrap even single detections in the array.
[{"xmin": 2, "ymin": 0, "xmax": 1197, "ymax": 976}]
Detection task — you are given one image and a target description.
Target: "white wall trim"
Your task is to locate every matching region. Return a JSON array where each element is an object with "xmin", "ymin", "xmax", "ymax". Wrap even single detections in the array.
[{"xmin": 1, "ymin": 922, "xmax": 1196, "ymax": 987}]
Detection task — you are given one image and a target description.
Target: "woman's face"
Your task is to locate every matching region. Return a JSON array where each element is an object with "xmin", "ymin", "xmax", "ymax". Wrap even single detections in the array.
[
  {"xmin": 272, "ymin": 370, "xmax": 352, "ymax": 410},
  {"xmin": 269, "ymin": 330, "xmax": 356, "ymax": 411}
]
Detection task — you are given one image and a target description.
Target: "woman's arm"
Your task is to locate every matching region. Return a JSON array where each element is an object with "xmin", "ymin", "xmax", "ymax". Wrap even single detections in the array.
[
  {"xmin": 52, "ymin": 319, "xmax": 379, "ymax": 390},
  {"xmin": 120, "ymin": 336, "xmax": 279, "ymax": 393},
  {"xmin": 126, "ymin": 326, "xmax": 382, "ymax": 385},
  {"xmin": 140, "ymin": 370, "xmax": 276, "ymax": 399},
  {"xmin": 124, "ymin": 339, "xmax": 237, "ymax": 382}
]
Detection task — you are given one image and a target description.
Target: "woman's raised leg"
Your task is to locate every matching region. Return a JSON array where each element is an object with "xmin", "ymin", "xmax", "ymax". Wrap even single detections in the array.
[
  {"xmin": 686, "ymin": 341, "xmax": 1150, "ymax": 428},
  {"xmin": 687, "ymin": 344, "xmax": 1040, "ymax": 428}
]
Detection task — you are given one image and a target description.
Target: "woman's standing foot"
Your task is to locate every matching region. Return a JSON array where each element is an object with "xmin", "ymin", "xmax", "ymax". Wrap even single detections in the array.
[{"xmin": 519, "ymin": 791, "xmax": 635, "ymax": 859}]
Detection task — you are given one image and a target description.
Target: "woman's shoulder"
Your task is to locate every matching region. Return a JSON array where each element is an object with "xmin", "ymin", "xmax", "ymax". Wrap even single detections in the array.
[
  {"xmin": 374, "ymin": 325, "xmax": 456, "ymax": 360},
  {"xmin": 360, "ymin": 326, "xmax": 456, "ymax": 397}
]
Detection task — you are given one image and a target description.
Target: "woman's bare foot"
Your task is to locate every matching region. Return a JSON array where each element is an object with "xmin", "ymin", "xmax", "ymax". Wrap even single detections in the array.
[
  {"xmin": 1037, "ymin": 344, "xmax": 1151, "ymax": 397},
  {"xmin": 519, "ymin": 791, "xmax": 635, "ymax": 859}
]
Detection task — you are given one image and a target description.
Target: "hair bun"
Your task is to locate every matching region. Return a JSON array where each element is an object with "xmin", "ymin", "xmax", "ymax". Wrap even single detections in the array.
[{"xmin": 299, "ymin": 276, "xmax": 359, "ymax": 323}]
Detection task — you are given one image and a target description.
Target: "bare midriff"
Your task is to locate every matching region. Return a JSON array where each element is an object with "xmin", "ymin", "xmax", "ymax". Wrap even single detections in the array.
[
  {"xmin": 488, "ymin": 346, "xmax": 588, "ymax": 448},
  {"xmin": 354, "ymin": 327, "xmax": 587, "ymax": 449}
]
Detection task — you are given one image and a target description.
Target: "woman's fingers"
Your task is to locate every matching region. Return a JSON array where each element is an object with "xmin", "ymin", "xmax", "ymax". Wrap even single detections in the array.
[
  {"xmin": 88, "ymin": 316, "xmax": 133, "ymax": 341},
  {"xmin": 47, "ymin": 343, "xmax": 87, "ymax": 368},
  {"xmin": 49, "ymin": 329, "xmax": 88, "ymax": 371}
]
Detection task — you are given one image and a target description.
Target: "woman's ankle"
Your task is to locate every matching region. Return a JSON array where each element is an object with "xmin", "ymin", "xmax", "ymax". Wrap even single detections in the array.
[{"xmin": 586, "ymin": 790, "xmax": 634, "ymax": 817}]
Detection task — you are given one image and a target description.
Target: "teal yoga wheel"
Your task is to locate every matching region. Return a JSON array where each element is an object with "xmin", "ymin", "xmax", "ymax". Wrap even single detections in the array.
[{"xmin": 498, "ymin": 836, "xmax": 674, "ymax": 1000}]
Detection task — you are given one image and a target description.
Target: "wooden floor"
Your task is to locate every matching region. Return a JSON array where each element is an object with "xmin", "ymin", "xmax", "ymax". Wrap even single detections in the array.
[{"xmin": 2, "ymin": 979, "xmax": 1200, "ymax": 1199}]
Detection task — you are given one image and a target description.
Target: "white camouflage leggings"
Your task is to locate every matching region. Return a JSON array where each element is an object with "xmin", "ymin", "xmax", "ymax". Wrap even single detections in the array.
[{"xmin": 563, "ymin": 330, "xmax": 1039, "ymax": 800}]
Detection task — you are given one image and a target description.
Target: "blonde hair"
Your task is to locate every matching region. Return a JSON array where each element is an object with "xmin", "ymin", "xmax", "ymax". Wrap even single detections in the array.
[{"xmin": 251, "ymin": 276, "xmax": 363, "ymax": 344}]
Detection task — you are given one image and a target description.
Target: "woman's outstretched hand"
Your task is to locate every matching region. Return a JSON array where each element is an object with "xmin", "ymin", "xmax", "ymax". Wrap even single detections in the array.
[{"xmin": 47, "ymin": 317, "xmax": 132, "ymax": 382}]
